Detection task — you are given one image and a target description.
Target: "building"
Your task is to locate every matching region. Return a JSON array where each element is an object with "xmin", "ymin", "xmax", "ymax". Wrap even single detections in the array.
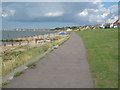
[
  {"xmin": 110, "ymin": 19, "xmax": 120, "ymax": 28},
  {"xmin": 100, "ymin": 24, "xmax": 106, "ymax": 28},
  {"xmin": 59, "ymin": 31, "xmax": 66, "ymax": 35},
  {"xmin": 66, "ymin": 28, "xmax": 72, "ymax": 31}
]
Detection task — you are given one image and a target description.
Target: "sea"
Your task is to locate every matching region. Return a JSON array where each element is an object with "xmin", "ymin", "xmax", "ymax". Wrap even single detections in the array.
[{"xmin": 0, "ymin": 31, "xmax": 56, "ymax": 45}]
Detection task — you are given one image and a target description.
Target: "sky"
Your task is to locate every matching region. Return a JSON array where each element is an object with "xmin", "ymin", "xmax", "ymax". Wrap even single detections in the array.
[{"xmin": 0, "ymin": 1, "xmax": 119, "ymax": 29}]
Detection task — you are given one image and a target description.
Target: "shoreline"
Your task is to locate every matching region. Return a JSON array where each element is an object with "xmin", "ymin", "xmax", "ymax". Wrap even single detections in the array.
[
  {"xmin": 1, "ymin": 33, "xmax": 70, "ymax": 76},
  {"xmin": 1, "ymin": 35, "xmax": 70, "ymax": 87},
  {"xmin": 0, "ymin": 32, "xmax": 59, "ymax": 52}
]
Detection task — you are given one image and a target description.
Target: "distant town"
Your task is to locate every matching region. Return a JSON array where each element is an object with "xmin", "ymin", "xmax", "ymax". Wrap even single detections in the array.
[
  {"xmin": 51, "ymin": 19, "xmax": 120, "ymax": 31},
  {"xmin": 2, "ymin": 19, "xmax": 119, "ymax": 32}
]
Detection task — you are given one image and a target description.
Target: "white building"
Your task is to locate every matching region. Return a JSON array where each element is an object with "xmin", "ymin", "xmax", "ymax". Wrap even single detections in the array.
[
  {"xmin": 66, "ymin": 28, "xmax": 72, "ymax": 31},
  {"xmin": 100, "ymin": 24, "xmax": 105, "ymax": 28},
  {"xmin": 110, "ymin": 19, "xmax": 120, "ymax": 28}
]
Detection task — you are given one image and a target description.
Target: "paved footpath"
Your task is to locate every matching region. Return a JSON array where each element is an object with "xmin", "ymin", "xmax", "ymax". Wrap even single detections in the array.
[{"xmin": 6, "ymin": 32, "xmax": 93, "ymax": 88}]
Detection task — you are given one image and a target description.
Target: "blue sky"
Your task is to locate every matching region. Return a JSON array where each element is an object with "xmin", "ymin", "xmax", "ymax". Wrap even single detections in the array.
[
  {"xmin": 1, "ymin": 1, "xmax": 118, "ymax": 29},
  {"xmin": 102, "ymin": 2, "xmax": 118, "ymax": 8}
]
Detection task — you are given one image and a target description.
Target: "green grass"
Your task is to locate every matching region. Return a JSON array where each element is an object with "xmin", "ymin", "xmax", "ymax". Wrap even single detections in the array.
[
  {"xmin": 27, "ymin": 62, "xmax": 36, "ymax": 68},
  {"xmin": 13, "ymin": 71, "xmax": 24, "ymax": 78},
  {"xmin": 1, "ymin": 81, "xmax": 8, "ymax": 87},
  {"xmin": 76, "ymin": 28, "xmax": 118, "ymax": 88},
  {"xmin": 2, "ymin": 44, "xmax": 47, "ymax": 76},
  {"xmin": 2, "ymin": 36, "xmax": 68, "ymax": 76}
]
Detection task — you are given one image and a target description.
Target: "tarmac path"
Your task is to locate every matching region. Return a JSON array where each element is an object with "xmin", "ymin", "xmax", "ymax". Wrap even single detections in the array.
[{"xmin": 6, "ymin": 32, "xmax": 93, "ymax": 88}]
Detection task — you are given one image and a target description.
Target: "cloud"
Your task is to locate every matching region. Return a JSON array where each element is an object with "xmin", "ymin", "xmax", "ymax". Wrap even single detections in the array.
[
  {"xmin": 9, "ymin": 9, "xmax": 16, "ymax": 16},
  {"xmin": 76, "ymin": 3, "xmax": 117, "ymax": 24},
  {"xmin": 107, "ymin": 16, "xmax": 118, "ymax": 23},
  {"xmin": 0, "ymin": 8, "xmax": 2, "ymax": 12},
  {"xmin": 2, "ymin": 13, "xmax": 9, "ymax": 17},
  {"xmin": 2, "ymin": 8, "xmax": 16, "ymax": 18},
  {"xmin": 101, "ymin": 13, "xmax": 109, "ymax": 18},
  {"xmin": 44, "ymin": 12, "xmax": 63, "ymax": 17},
  {"xmin": 78, "ymin": 9, "xmax": 88, "ymax": 16},
  {"xmin": 92, "ymin": 0, "xmax": 101, "ymax": 4},
  {"xmin": 2, "ymin": 2, "xmax": 118, "ymax": 28},
  {"xmin": 109, "ymin": 5, "xmax": 118, "ymax": 14}
]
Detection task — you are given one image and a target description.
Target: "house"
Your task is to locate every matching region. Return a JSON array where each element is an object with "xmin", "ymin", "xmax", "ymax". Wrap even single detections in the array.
[
  {"xmin": 114, "ymin": 19, "xmax": 120, "ymax": 28},
  {"xmin": 35, "ymin": 39, "xmax": 51, "ymax": 44},
  {"xmin": 86, "ymin": 26, "xmax": 90, "ymax": 29},
  {"xmin": 100, "ymin": 24, "xmax": 105, "ymax": 28},
  {"xmin": 35, "ymin": 39, "xmax": 45, "ymax": 44},
  {"xmin": 110, "ymin": 19, "xmax": 120, "ymax": 28},
  {"xmin": 100, "ymin": 23, "xmax": 111, "ymax": 29},
  {"xmin": 66, "ymin": 28, "xmax": 72, "ymax": 31}
]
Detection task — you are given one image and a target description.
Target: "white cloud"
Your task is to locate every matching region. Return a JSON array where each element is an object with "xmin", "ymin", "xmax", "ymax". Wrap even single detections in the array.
[
  {"xmin": 2, "ymin": 9, "xmax": 16, "ymax": 18},
  {"xmin": 89, "ymin": 14, "xmax": 107, "ymax": 23},
  {"xmin": 109, "ymin": 5, "xmax": 118, "ymax": 14},
  {"xmin": 77, "ymin": 3, "xmax": 117, "ymax": 24},
  {"xmin": 2, "ymin": 13, "xmax": 9, "ymax": 17},
  {"xmin": 0, "ymin": 8, "xmax": 2, "ymax": 12},
  {"xmin": 44, "ymin": 12, "xmax": 63, "ymax": 17},
  {"xmin": 9, "ymin": 9, "xmax": 16, "ymax": 16},
  {"xmin": 92, "ymin": 0, "xmax": 101, "ymax": 4},
  {"xmin": 2, "ymin": 2, "xmax": 118, "ymax": 27},
  {"xmin": 101, "ymin": 13, "xmax": 109, "ymax": 18},
  {"xmin": 78, "ymin": 9, "xmax": 88, "ymax": 16},
  {"xmin": 107, "ymin": 16, "xmax": 118, "ymax": 23}
]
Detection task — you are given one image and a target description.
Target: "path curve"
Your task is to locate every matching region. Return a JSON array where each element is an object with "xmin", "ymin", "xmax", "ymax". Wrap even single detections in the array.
[{"xmin": 7, "ymin": 32, "xmax": 93, "ymax": 88}]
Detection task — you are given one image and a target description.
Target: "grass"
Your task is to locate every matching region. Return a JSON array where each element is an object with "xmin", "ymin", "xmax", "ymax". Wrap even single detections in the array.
[
  {"xmin": 2, "ymin": 44, "xmax": 47, "ymax": 75},
  {"xmin": 13, "ymin": 71, "xmax": 24, "ymax": 78},
  {"xmin": 76, "ymin": 28, "xmax": 118, "ymax": 88},
  {"xmin": 27, "ymin": 62, "xmax": 36, "ymax": 68},
  {"xmin": 1, "ymin": 81, "xmax": 8, "ymax": 87},
  {"xmin": 2, "ymin": 36, "xmax": 68, "ymax": 76}
]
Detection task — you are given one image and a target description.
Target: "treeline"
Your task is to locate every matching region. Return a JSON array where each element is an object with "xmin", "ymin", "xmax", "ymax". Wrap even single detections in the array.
[
  {"xmin": 1, "ymin": 39, "xmax": 24, "ymax": 42},
  {"xmin": 50, "ymin": 26, "xmax": 80, "ymax": 31}
]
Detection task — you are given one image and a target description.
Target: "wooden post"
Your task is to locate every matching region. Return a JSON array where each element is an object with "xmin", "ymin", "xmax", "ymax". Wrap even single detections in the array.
[
  {"xmin": 12, "ymin": 39, "xmax": 14, "ymax": 46},
  {"xmin": 4, "ymin": 44, "xmax": 6, "ymax": 47},
  {"xmin": 49, "ymin": 33, "xmax": 50, "ymax": 39},
  {"xmin": 35, "ymin": 39, "xmax": 37, "ymax": 44},
  {"xmin": 27, "ymin": 40, "xmax": 29, "ymax": 44},
  {"xmin": 12, "ymin": 43, "xmax": 13, "ymax": 46},
  {"xmin": 43, "ymin": 34, "xmax": 44, "ymax": 39},
  {"xmin": 19, "ymin": 42, "xmax": 21, "ymax": 45}
]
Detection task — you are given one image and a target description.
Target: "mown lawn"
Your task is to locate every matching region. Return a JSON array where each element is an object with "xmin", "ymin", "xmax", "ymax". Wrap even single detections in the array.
[{"xmin": 76, "ymin": 28, "xmax": 118, "ymax": 88}]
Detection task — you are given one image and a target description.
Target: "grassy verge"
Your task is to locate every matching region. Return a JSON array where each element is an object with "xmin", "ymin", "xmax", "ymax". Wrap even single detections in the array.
[
  {"xmin": 27, "ymin": 62, "xmax": 36, "ymax": 68},
  {"xmin": 76, "ymin": 28, "xmax": 118, "ymax": 88},
  {"xmin": 13, "ymin": 71, "xmax": 24, "ymax": 78},
  {"xmin": 26, "ymin": 36, "xmax": 69, "ymax": 68},
  {"xmin": 2, "ymin": 36, "xmax": 68, "ymax": 76},
  {"xmin": 1, "ymin": 81, "xmax": 8, "ymax": 87}
]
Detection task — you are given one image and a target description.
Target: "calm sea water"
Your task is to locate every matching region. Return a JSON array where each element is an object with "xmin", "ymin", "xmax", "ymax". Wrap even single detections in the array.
[
  {"xmin": 1, "ymin": 31, "xmax": 56, "ymax": 45},
  {"xmin": 2, "ymin": 31, "xmax": 56, "ymax": 40}
]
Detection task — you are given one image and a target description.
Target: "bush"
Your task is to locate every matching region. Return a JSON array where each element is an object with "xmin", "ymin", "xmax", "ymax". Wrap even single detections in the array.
[
  {"xmin": 2, "ymin": 82, "xmax": 8, "ymax": 87},
  {"xmin": 27, "ymin": 63, "xmax": 36, "ymax": 68},
  {"xmin": 13, "ymin": 71, "xmax": 24, "ymax": 77}
]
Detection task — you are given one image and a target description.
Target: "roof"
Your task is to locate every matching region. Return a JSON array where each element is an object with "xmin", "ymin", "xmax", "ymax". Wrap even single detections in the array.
[
  {"xmin": 113, "ymin": 19, "xmax": 120, "ymax": 26},
  {"xmin": 36, "ymin": 39, "xmax": 44, "ymax": 40},
  {"xmin": 59, "ymin": 32, "xmax": 66, "ymax": 34},
  {"xmin": 113, "ymin": 19, "xmax": 120, "ymax": 24}
]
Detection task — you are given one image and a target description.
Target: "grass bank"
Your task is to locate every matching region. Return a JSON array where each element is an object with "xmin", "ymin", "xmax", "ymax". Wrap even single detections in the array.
[
  {"xmin": 76, "ymin": 28, "xmax": 118, "ymax": 88},
  {"xmin": 2, "ymin": 36, "xmax": 68, "ymax": 76}
]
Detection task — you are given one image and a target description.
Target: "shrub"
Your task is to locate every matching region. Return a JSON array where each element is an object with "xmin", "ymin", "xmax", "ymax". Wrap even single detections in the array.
[
  {"xmin": 27, "ymin": 63, "xmax": 36, "ymax": 68},
  {"xmin": 2, "ymin": 82, "xmax": 8, "ymax": 87},
  {"xmin": 13, "ymin": 71, "xmax": 24, "ymax": 78}
]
